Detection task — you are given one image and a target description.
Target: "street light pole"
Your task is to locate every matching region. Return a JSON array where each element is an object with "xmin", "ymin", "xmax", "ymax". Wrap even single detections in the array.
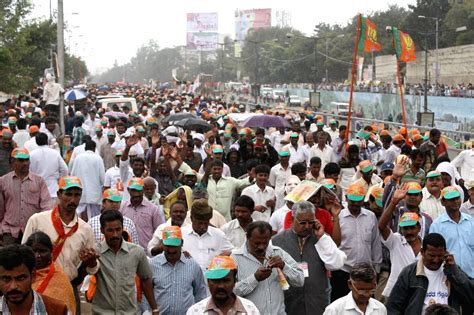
[
  {"xmin": 418, "ymin": 15, "xmax": 440, "ymax": 95},
  {"xmin": 57, "ymin": 0, "xmax": 65, "ymax": 134}
]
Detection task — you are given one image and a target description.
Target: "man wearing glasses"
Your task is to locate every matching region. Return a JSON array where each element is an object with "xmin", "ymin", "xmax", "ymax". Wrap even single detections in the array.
[
  {"xmin": 272, "ymin": 201, "xmax": 346, "ymax": 315},
  {"xmin": 324, "ymin": 262, "xmax": 387, "ymax": 314}
]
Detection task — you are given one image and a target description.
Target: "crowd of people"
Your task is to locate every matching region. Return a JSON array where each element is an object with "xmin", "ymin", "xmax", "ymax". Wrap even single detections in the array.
[{"xmin": 0, "ymin": 82, "xmax": 473, "ymax": 315}]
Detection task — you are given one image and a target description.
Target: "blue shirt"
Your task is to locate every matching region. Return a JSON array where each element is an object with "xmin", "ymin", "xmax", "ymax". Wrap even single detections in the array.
[
  {"xmin": 430, "ymin": 212, "xmax": 474, "ymax": 277},
  {"xmin": 150, "ymin": 253, "xmax": 208, "ymax": 315}
]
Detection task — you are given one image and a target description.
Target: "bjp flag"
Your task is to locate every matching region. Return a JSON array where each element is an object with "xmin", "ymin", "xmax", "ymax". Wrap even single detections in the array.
[
  {"xmin": 358, "ymin": 15, "xmax": 382, "ymax": 53},
  {"xmin": 392, "ymin": 27, "xmax": 416, "ymax": 62}
]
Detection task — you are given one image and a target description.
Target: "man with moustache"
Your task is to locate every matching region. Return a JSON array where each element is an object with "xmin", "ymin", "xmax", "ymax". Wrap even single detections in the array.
[
  {"xmin": 0, "ymin": 244, "xmax": 68, "ymax": 314},
  {"xmin": 187, "ymin": 256, "xmax": 260, "ymax": 315},
  {"xmin": 231, "ymin": 221, "xmax": 304, "ymax": 314},
  {"xmin": 92, "ymin": 210, "xmax": 159, "ymax": 314},
  {"xmin": 22, "ymin": 176, "xmax": 98, "ymax": 313},
  {"xmin": 147, "ymin": 200, "xmax": 190, "ymax": 256}
]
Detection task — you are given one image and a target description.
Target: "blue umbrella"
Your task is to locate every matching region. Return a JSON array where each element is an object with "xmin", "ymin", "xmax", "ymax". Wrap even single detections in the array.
[
  {"xmin": 65, "ymin": 89, "xmax": 87, "ymax": 101},
  {"xmin": 98, "ymin": 85, "xmax": 109, "ymax": 91}
]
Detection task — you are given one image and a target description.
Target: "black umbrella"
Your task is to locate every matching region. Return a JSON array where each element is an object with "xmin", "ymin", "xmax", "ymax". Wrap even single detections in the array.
[
  {"xmin": 175, "ymin": 118, "xmax": 212, "ymax": 131},
  {"xmin": 162, "ymin": 112, "xmax": 197, "ymax": 123}
]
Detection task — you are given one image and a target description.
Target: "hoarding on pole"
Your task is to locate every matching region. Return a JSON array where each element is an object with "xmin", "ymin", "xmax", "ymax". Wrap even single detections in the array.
[
  {"xmin": 186, "ymin": 32, "xmax": 219, "ymax": 51},
  {"xmin": 187, "ymin": 12, "xmax": 218, "ymax": 32}
]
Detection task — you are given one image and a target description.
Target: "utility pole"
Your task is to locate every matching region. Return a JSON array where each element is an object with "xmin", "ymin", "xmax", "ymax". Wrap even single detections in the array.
[
  {"xmin": 424, "ymin": 35, "xmax": 428, "ymax": 112},
  {"xmin": 313, "ymin": 37, "xmax": 317, "ymax": 92},
  {"xmin": 57, "ymin": 0, "xmax": 65, "ymax": 134},
  {"xmin": 325, "ymin": 38, "xmax": 328, "ymax": 84},
  {"xmin": 255, "ymin": 42, "xmax": 259, "ymax": 104}
]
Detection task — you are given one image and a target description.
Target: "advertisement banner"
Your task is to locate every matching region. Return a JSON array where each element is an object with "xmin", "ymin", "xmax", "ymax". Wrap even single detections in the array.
[
  {"xmin": 186, "ymin": 32, "xmax": 218, "ymax": 51},
  {"xmin": 235, "ymin": 8, "xmax": 271, "ymax": 44},
  {"xmin": 187, "ymin": 12, "xmax": 218, "ymax": 32}
]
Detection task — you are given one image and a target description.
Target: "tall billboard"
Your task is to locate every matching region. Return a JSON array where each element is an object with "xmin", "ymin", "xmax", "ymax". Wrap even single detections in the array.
[
  {"xmin": 186, "ymin": 32, "xmax": 219, "ymax": 51},
  {"xmin": 187, "ymin": 12, "xmax": 218, "ymax": 32},
  {"xmin": 235, "ymin": 8, "xmax": 272, "ymax": 43}
]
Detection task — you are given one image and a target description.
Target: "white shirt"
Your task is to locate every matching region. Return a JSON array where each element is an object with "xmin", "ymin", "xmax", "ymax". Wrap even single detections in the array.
[
  {"xmin": 70, "ymin": 151, "xmax": 105, "ymax": 204},
  {"xmin": 241, "ymin": 184, "xmax": 275, "ymax": 222},
  {"xmin": 24, "ymin": 137, "xmax": 39, "ymax": 152},
  {"xmin": 451, "ymin": 149, "xmax": 474, "ymax": 181},
  {"xmin": 269, "ymin": 204, "xmax": 291, "ymax": 233},
  {"xmin": 420, "ymin": 187, "xmax": 445, "ymax": 220},
  {"xmin": 323, "ymin": 292, "xmax": 387, "ymax": 315},
  {"xmin": 186, "ymin": 296, "xmax": 260, "ymax": 315},
  {"xmin": 384, "ymin": 145, "xmax": 401, "ymax": 164},
  {"xmin": 29, "ymin": 145, "xmax": 68, "ymax": 198},
  {"xmin": 12, "ymin": 130, "xmax": 30, "ymax": 148},
  {"xmin": 269, "ymin": 163, "xmax": 292, "ymax": 209},
  {"xmin": 104, "ymin": 166, "xmax": 121, "ymax": 189},
  {"xmin": 84, "ymin": 117, "xmax": 101, "ymax": 136},
  {"xmin": 92, "ymin": 135, "xmax": 108, "ymax": 154},
  {"xmin": 68, "ymin": 144, "xmax": 86, "ymax": 171},
  {"xmin": 285, "ymin": 144, "xmax": 308, "ymax": 165},
  {"xmin": 309, "ymin": 144, "xmax": 335, "ymax": 169},
  {"xmin": 422, "ymin": 266, "xmax": 449, "ymax": 313},
  {"xmin": 147, "ymin": 219, "xmax": 190, "ymax": 256},
  {"xmin": 269, "ymin": 131, "xmax": 287, "ymax": 152},
  {"xmin": 181, "ymin": 225, "xmax": 234, "ymax": 271},
  {"xmin": 221, "ymin": 219, "xmax": 247, "ymax": 248},
  {"xmin": 381, "ymin": 231, "xmax": 419, "ymax": 297},
  {"xmin": 43, "ymin": 81, "xmax": 64, "ymax": 105}
]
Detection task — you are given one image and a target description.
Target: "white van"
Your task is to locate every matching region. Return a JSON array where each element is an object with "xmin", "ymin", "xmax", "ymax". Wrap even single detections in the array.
[{"xmin": 99, "ymin": 97, "xmax": 137, "ymax": 112}]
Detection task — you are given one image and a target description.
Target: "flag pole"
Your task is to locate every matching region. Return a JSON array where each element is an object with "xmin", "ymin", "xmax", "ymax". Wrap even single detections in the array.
[
  {"xmin": 396, "ymin": 59, "xmax": 408, "ymax": 142},
  {"xmin": 345, "ymin": 14, "xmax": 362, "ymax": 140}
]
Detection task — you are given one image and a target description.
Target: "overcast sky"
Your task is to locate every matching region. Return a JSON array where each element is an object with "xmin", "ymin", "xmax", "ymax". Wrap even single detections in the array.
[{"xmin": 31, "ymin": 0, "xmax": 416, "ymax": 74}]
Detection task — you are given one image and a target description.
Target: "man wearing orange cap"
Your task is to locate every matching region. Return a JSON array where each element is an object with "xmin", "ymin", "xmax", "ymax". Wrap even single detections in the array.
[
  {"xmin": 352, "ymin": 160, "xmax": 382, "ymax": 193},
  {"xmin": 331, "ymin": 182, "xmax": 382, "ymax": 302},
  {"xmin": 378, "ymin": 183, "xmax": 423, "ymax": 300},
  {"xmin": 150, "ymin": 226, "xmax": 207, "ymax": 314},
  {"xmin": 120, "ymin": 177, "xmax": 164, "ymax": 249},
  {"xmin": 384, "ymin": 133, "xmax": 405, "ymax": 165},
  {"xmin": 187, "ymin": 256, "xmax": 260, "ymax": 314},
  {"xmin": 22, "ymin": 176, "xmax": 99, "ymax": 313},
  {"xmin": 24, "ymin": 125, "xmax": 40, "ymax": 152},
  {"xmin": 0, "ymin": 148, "xmax": 52, "ymax": 245}
]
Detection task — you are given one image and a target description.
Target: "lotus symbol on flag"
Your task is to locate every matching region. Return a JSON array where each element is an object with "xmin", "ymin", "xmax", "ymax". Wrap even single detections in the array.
[
  {"xmin": 368, "ymin": 27, "xmax": 378, "ymax": 43},
  {"xmin": 403, "ymin": 34, "xmax": 414, "ymax": 51}
]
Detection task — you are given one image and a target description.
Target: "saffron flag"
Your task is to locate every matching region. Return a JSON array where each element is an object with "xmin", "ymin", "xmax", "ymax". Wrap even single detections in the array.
[
  {"xmin": 392, "ymin": 27, "xmax": 416, "ymax": 62},
  {"xmin": 358, "ymin": 16, "xmax": 381, "ymax": 53}
]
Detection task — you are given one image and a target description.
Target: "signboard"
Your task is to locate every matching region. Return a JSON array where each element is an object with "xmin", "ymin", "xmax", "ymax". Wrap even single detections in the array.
[
  {"xmin": 310, "ymin": 92, "xmax": 320, "ymax": 108},
  {"xmin": 187, "ymin": 12, "xmax": 218, "ymax": 32},
  {"xmin": 186, "ymin": 32, "xmax": 218, "ymax": 51},
  {"xmin": 235, "ymin": 8, "xmax": 271, "ymax": 44}
]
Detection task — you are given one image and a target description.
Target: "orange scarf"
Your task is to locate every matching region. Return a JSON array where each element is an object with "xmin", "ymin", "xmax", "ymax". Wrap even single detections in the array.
[
  {"xmin": 35, "ymin": 263, "xmax": 55, "ymax": 293},
  {"xmin": 51, "ymin": 206, "xmax": 79, "ymax": 261}
]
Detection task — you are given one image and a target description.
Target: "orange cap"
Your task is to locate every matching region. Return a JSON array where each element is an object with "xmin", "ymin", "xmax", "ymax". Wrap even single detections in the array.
[
  {"xmin": 29, "ymin": 126, "xmax": 39, "ymax": 133},
  {"xmin": 406, "ymin": 182, "xmax": 422, "ymax": 194},
  {"xmin": 399, "ymin": 127, "xmax": 407, "ymax": 135},
  {"xmin": 393, "ymin": 134, "xmax": 405, "ymax": 142},
  {"xmin": 347, "ymin": 183, "xmax": 366, "ymax": 202},
  {"xmin": 379, "ymin": 130, "xmax": 390, "ymax": 137},
  {"xmin": 412, "ymin": 134, "xmax": 423, "ymax": 142}
]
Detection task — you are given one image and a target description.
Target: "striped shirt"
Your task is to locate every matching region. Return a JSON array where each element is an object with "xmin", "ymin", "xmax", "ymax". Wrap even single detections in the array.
[
  {"xmin": 88, "ymin": 214, "xmax": 140, "ymax": 246},
  {"xmin": 231, "ymin": 243, "xmax": 304, "ymax": 315},
  {"xmin": 0, "ymin": 171, "xmax": 52, "ymax": 237},
  {"xmin": 150, "ymin": 253, "xmax": 208, "ymax": 315}
]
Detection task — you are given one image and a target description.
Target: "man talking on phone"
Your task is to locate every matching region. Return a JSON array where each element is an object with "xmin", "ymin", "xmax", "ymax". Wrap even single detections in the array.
[
  {"xmin": 231, "ymin": 221, "xmax": 304, "ymax": 315},
  {"xmin": 272, "ymin": 201, "xmax": 346, "ymax": 315},
  {"xmin": 387, "ymin": 233, "xmax": 474, "ymax": 314}
]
